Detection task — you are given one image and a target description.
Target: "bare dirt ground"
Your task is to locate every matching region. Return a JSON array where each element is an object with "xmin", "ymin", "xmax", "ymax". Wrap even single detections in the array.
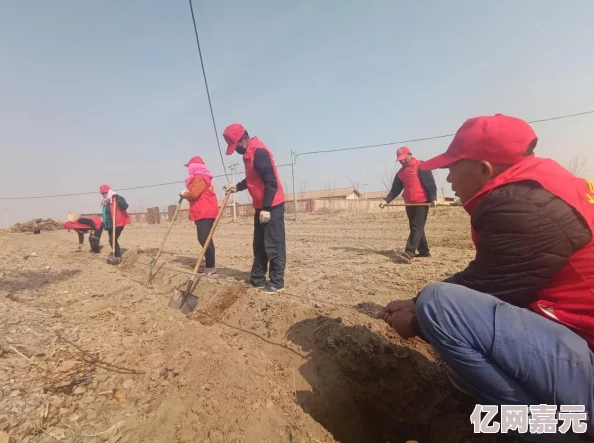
[{"xmin": 0, "ymin": 209, "xmax": 510, "ymax": 443}]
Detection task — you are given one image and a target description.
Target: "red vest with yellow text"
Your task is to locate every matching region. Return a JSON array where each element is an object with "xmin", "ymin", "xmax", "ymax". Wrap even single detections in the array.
[
  {"xmin": 397, "ymin": 157, "xmax": 428, "ymax": 204},
  {"xmin": 188, "ymin": 175, "xmax": 218, "ymax": 221},
  {"xmin": 465, "ymin": 156, "xmax": 594, "ymax": 347},
  {"xmin": 243, "ymin": 137, "xmax": 285, "ymax": 209}
]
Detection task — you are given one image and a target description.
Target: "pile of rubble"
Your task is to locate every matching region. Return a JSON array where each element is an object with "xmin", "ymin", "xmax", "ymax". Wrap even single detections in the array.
[{"xmin": 8, "ymin": 219, "xmax": 64, "ymax": 233}]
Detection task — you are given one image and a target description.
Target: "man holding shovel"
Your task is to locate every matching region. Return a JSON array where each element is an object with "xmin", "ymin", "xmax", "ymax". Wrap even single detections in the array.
[
  {"xmin": 222, "ymin": 123, "xmax": 286, "ymax": 294},
  {"xmin": 380, "ymin": 147, "xmax": 437, "ymax": 260}
]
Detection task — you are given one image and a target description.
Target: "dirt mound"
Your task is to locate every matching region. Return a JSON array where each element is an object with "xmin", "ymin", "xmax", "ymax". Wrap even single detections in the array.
[
  {"xmin": 287, "ymin": 316, "xmax": 503, "ymax": 443},
  {"xmin": 9, "ymin": 218, "xmax": 64, "ymax": 233},
  {"xmin": 189, "ymin": 285, "xmax": 246, "ymax": 325},
  {"xmin": 314, "ymin": 207, "xmax": 333, "ymax": 215}
]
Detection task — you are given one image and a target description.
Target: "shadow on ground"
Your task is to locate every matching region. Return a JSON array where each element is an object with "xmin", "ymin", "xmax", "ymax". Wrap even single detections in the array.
[
  {"xmin": 0, "ymin": 269, "xmax": 82, "ymax": 296},
  {"xmin": 286, "ymin": 316, "xmax": 509, "ymax": 443},
  {"xmin": 330, "ymin": 246, "xmax": 411, "ymax": 264}
]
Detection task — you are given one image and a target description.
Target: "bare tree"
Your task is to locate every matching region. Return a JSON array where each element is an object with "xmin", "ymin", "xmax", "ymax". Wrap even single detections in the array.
[
  {"xmin": 347, "ymin": 174, "xmax": 360, "ymax": 192},
  {"xmin": 133, "ymin": 198, "xmax": 152, "ymax": 213},
  {"xmin": 297, "ymin": 178, "xmax": 308, "ymax": 200},
  {"xmin": 567, "ymin": 154, "xmax": 587, "ymax": 176},
  {"xmin": 378, "ymin": 165, "xmax": 396, "ymax": 191},
  {"xmin": 322, "ymin": 181, "xmax": 337, "ymax": 211}
]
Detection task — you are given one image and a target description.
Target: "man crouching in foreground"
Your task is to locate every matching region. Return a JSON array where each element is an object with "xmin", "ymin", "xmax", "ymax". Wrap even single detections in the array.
[{"xmin": 379, "ymin": 114, "xmax": 594, "ymax": 441}]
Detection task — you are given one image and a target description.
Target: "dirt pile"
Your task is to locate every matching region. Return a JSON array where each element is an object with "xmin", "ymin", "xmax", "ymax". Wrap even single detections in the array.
[{"xmin": 8, "ymin": 219, "xmax": 64, "ymax": 233}]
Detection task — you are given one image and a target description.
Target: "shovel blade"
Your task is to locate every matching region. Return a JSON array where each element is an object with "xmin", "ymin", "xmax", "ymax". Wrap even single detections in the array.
[
  {"xmin": 169, "ymin": 289, "xmax": 198, "ymax": 313},
  {"xmin": 107, "ymin": 255, "xmax": 120, "ymax": 265}
]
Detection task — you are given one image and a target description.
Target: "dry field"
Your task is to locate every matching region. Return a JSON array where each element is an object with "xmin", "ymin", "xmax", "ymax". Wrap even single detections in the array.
[{"xmin": 0, "ymin": 209, "xmax": 510, "ymax": 443}]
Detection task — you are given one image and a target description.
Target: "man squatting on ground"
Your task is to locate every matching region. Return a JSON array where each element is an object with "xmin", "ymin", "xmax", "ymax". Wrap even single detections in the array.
[
  {"xmin": 379, "ymin": 114, "xmax": 594, "ymax": 441},
  {"xmin": 222, "ymin": 123, "xmax": 287, "ymax": 294},
  {"xmin": 380, "ymin": 146, "xmax": 437, "ymax": 260}
]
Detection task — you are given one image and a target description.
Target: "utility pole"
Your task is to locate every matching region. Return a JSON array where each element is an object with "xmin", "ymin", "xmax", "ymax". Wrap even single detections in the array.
[
  {"xmin": 228, "ymin": 163, "xmax": 238, "ymax": 222},
  {"xmin": 291, "ymin": 150, "xmax": 298, "ymax": 221}
]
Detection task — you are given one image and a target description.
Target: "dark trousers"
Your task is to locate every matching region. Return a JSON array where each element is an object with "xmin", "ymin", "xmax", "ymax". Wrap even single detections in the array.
[
  {"xmin": 89, "ymin": 227, "xmax": 103, "ymax": 253},
  {"xmin": 195, "ymin": 219, "xmax": 215, "ymax": 268},
  {"xmin": 416, "ymin": 282, "xmax": 594, "ymax": 441},
  {"xmin": 108, "ymin": 226, "xmax": 124, "ymax": 258},
  {"xmin": 405, "ymin": 206, "xmax": 429, "ymax": 256},
  {"xmin": 252, "ymin": 204, "xmax": 286, "ymax": 287}
]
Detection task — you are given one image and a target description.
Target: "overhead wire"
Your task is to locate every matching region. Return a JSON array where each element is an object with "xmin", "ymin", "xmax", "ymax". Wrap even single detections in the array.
[
  {"xmin": 295, "ymin": 109, "xmax": 594, "ymax": 157},
  {"xmin": 0, "ymin": 164, "xmax": 293, "ymax": 200},
  {"xmin": 187, "ymin": 0, "xmax": 229, "ymax": 182},
  {"xmin": 1, "ymin": 110, "xmax": 592, "ymax": 200}
]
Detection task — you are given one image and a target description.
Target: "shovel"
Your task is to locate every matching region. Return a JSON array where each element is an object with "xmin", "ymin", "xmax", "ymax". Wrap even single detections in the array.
[
  {"xmin": 148, "ymin": 196, "xmax": 184, "ymax": 284},
  {"xmin": 107, "ymin": 197, "xmax": 119, "ymax": 265},
  {"xmin": 168, "ymin": 190, "xmax": 231, "ymax": 313}
]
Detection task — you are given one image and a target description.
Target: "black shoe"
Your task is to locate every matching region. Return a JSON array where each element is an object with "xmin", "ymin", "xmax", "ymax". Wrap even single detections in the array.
[
  {"xmin": 251, "ymin": 281, "xmax": 266, "ymax": 289},
  {"xmin": 400, "ymin": 251, "xmax": 413, "ymax": 261},
  {"xmin": 415, "ymin": 253, "xmax": 431, "ymax": 258},
  {"xmin": 262, "ymin": 283, "xmax": 285, "ymax": 294}
]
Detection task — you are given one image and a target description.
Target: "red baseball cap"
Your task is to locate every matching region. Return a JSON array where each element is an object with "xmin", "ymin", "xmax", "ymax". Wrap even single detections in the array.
[
  {"xmin": 184, "ymin": 156, "xmax": 204, "ymax": 166},
  {"xmin": 396, "ymin": 146, "xmax": 411, "ymax": 161},
  {"xmin": 223, "ymin": 123, "xmax": 247, "ymax": 155},
  {"xmin": 421, "ymin": 114, "xmax": 538, "ymax": 170},
  {"xmin": 99, "ymin": 184, "xmax": 111, "ymax": 193}
]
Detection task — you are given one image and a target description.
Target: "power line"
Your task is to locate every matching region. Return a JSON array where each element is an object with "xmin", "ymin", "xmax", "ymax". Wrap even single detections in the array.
[
  {"xmin": 1, "ymin": 109, "xmax": 592, "ymax": 201},
  {"xmin": 0, "ymin": 164, "xmax": 293, "ymax": 201},
  {"xmin": 187, "ymin": 0, "xmax": 229, "ymax": 182},
  {"xmin": 296, "ymin": 109, "xmax": 594, "ymax": 157}
]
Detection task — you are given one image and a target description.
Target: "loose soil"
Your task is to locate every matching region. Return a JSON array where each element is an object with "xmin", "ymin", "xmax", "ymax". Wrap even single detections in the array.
[{"xmin": 0, "ymin": 208, "xmax": 510, "ymax": 443}]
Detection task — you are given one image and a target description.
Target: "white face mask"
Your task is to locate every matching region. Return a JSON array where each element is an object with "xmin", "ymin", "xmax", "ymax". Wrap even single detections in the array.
[{"xmin": 102, "ymin": 193, "xmax": 108, "ymax": 198}]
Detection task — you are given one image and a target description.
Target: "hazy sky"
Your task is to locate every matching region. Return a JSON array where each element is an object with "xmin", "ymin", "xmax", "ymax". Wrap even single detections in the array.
[{"xmin": 1, "ymin": 0, "xmax": 593, "ymax": 224}]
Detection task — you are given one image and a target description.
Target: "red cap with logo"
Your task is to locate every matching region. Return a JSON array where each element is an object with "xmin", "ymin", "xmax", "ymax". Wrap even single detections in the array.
[
  {"xmin": 396, "ymin": 146, "xmax": 411, "ymax": 161},
  {"xmin": 421, "ymin": 114, "xmax": 538, "ymax": 170},
  {"xmin": 99, "ymin": 184, "xmax": 111, "ymax": 194},
  {"xmin": 223, "ymin": 123, "xmax": 247, "ymax": 155},
  {"xmin": 184, "ymin": 156, "xmax": 204, "ymax": 166}
]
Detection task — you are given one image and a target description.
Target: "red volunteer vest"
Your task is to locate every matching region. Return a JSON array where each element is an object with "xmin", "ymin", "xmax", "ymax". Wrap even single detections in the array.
[
  {"xmin": 64, "ymin": 218, "xmax": 103, "ymax": 231},
  {"xmin": 465, "ymin": 156, "xmax": 594, "ymax": 347},
  {"xmin": 397, "ymin": 157, "xmax": 428, "ymax": 204},
  {"xmin": 243, "ymin": 137, "xmax": 285, "ymax": 209},
  {"xmin": 188, "ymin": 175, "xmax": 218, "ymax": 221},
  {"xmin": 111, "ymin": 197, "xmax": 131, "ymax": 227}
]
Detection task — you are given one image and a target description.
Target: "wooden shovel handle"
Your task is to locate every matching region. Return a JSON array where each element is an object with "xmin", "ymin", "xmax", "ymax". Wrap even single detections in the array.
[
  {"xmin": 150, "ymin": 196, "xmax": 184, "ymax": 276},
  {"xmin": 185, "ymin": 191, "xmax": 232, "ymax": 292},
  {"xmin": 112, "ymin": 197, "xmax": 117, "ymax": 256}
]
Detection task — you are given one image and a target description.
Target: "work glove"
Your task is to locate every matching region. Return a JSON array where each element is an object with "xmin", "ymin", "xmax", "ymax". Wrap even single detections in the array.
[
  {"xmin": 379, "ymin": 201, "xmax": 387, "ymax": 209},
  {"xmin": 223, "ymin": 184, "xmax": 237, "ymax": 193},
  {"xmin": 259, "ymin": 210, "xmax": 271, "ymax": 224},
  {"xmin": 179, "ymin": 190, "xmax": 188, "ymax": 199}
]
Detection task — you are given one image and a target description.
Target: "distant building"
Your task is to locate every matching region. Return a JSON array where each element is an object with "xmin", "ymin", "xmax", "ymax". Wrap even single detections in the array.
[{"xmin": 285, "ymin": 187, "xmax": 361, "ymax": 202}]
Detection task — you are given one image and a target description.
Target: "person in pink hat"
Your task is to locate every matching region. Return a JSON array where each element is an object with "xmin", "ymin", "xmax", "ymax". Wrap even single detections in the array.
[
  {"xmin": 179, "ymin": 156, "xmax": 219, "ymax": 275},
  {"xmin": 99, "ymin": 184, "xmax": 130, "ymax": 264},
  {"xmin": 222, "ymin": 123, "xmax": 286, "ymax": 294},
  {"xmin": 379, "ymin": 114, "xmax": 594, "ymax": 440}
]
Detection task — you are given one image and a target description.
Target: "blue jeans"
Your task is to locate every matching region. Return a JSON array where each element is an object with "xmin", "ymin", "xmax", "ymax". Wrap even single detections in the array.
[{"xmin": 415, "ymin": 282, "xmax": 594, "ymax": 441}]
